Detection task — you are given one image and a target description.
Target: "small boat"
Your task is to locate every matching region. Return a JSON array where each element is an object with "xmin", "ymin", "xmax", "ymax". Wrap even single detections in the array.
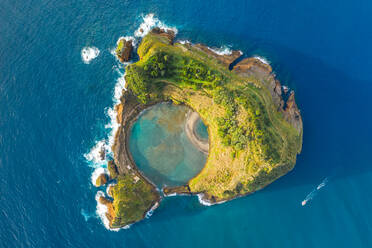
[{"xmin": 301, "ymin": 200, "xmax": 307, "ymax": 206}]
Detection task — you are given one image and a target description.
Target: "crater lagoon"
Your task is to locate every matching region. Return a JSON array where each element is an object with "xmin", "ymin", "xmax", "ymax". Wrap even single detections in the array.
[{"xmin": 129, "ymin": 103, "xmax": 208, "ymax": 187}]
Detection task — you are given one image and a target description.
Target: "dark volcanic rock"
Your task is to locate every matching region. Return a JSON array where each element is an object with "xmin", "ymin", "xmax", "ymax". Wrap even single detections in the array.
[
  {"xmin": 233, "ymin": 57, "xmax": 302, "ymax": 134},
  {"xmin": 107, "ymin": 160, "xmax": 119, "ymax": 179},
  {"xmin": 283, "ymin": 91, "xmax": 303, "ymax": 134},
  {"xmin": 99, "ymin": 196, "xmax": 115, "ymax": 225},
  {"xmin": 163, "ymin": 185, "xmax": 192, "ymax": 196},
  {"xmin": 194, "ymin": 44, "xmax": 242, "ymax": 68},
  {"xmin": 117, "ymin": 39, "xmax": 133, "ymax": 62},
  {"xmin": 95, "ymin": 173, "xmax": 108, "ymax": 187},
  {"xmin": 150, "ymin": 27, "xmax": 175, "ymax": 44},
  {"xmin": 99, "ymin": 145, "xmax": 105, "ymax": 161}
]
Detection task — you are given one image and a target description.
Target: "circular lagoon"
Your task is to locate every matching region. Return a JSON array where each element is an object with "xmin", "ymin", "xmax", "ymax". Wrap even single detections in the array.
[{"xmin": 129, "ymin": 103, "xmax": 208, "ymax": 187}]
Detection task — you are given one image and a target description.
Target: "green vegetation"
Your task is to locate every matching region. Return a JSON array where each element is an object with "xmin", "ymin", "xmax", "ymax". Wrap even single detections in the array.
[
  {"xmin": 115, "ymin": 39, "xmax": 124, "ymax": 56},
  {"xmin": 122, "ymin": 31, "xmax": 302, "ymax": 202},
  {"xmin": 110, "ymin": 173, "xmax": 158, "ymax": 228},
  {"xmin": 107, "ymin": 160, "xmax": 118, "ymax": 179}
]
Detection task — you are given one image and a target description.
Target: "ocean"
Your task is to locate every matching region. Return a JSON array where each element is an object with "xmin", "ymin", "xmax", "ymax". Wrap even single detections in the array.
[{"xmin": 1, "ymin": 0, "xmax": 372, "ymax": 247}]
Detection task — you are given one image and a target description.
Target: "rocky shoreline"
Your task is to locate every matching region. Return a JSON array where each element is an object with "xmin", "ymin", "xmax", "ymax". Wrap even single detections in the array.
[
  {"xmin": 95, "ymin": 27, "xmax": 303, "ymax": 227},
  {"xmin": 97, "ymin": 90, "xmax": 161, "ymax": 228}
]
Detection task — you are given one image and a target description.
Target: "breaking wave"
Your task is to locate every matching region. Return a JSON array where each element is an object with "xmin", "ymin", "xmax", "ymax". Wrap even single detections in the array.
[
  {"xmin": 253, "ymin": 56, "xmax": 270, "ymax": 65},
  {"xmin": 197, "ymin": 193, "xmax": 226, "ymax": 206},
  {"xmin": 84, "ymin": 140, "xmax": 107, "ymax": 167},
  {"xmin": 91, "ymin": 167, "xmax": 108, "ymax": 186},
  {"xmin": 134, "ymin": 13, "xmax": 178, "ymax": 38},
  {"xmin": 81, "ymin": 46, "xmax": 100, "ymax": 64},
  {"xmin": 207, "ymin": 45, "xmax": 233, "ymax": 56}
]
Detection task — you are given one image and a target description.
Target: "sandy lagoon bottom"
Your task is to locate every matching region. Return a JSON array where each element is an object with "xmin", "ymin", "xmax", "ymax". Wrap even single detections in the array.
[{"xmin": 129, "ymin": 103, "xmax": 208, "ymax": 187}]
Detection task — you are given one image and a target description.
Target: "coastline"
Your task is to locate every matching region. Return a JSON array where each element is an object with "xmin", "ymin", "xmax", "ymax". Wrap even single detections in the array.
[{"xmin": 96, "ymin": 27, "xmax": 303, "ymax": 228}]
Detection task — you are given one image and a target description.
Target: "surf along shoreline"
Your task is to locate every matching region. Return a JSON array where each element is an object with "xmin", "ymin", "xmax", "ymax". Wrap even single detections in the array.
[{"xmin": 97, "ymin": 27, "xmax": 302, "ymax": 229}]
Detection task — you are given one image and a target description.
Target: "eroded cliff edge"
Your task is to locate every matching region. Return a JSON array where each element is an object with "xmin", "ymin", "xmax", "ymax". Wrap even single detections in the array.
[{"xmin": 100, "ymin": 28, "xmax": 302, "ymax": 228}]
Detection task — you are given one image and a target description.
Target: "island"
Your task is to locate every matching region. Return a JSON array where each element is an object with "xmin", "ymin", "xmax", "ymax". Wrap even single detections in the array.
[{"xmin": 98, "ymin": 28, "xmax": 303, "ymax": 229}]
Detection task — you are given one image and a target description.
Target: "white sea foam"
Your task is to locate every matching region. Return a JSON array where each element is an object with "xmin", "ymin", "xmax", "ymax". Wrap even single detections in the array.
[
  {"xmin": 106, "ymin": 183, "xmax": 115, "ymax": 197},
  {"xmin": 197, "ymin": 193, "xmax": 226, "ymax": 206},
  {"xmin": 207, "ymin": 45, "xmax": 233, "ymax": 56},
  {"xmin": 177, "ymin": 40, "xmax": 191, "ymax": 45},
  {"xmin": 145, "ymin": 202, "xmax": 159, "ymax": 218},
  {"xmin": 95, "ymin": 191, "xmax": 130, "ymax": 231},
  {"xmin": 253, "ymin": 56, "xmax": 270, "ymax": 65},
  {"xmin": 86, "ymin": 13, "xmax": 178, "ymax": 230},
  {"xmin": 95, "ymin": 191, "xmax": 112, "ymax": 230},
  {"xmin": 116, "ymin": 36, "xmax": 136, "ymax": 47},
  {"xmin": 81, "ymin": 46, "xmax": 100, "ymax": 64},
  {"xmin": 110, "ymin": 36, "xmax": 138, "ymax": 63},
  {"xmin": 91, "ymin": 167, "xmax": 108, "ymax": 186},
  {"xmin": 84, "ymin": 140, "xmax": 107, "ymax": 167},
  {"xmin": 282, "ymin": 85, "xmax": 289, "ymax": 93},
  {"xmin": 134, "ymin": 13, "xmax": 178, "ymax": 38}
]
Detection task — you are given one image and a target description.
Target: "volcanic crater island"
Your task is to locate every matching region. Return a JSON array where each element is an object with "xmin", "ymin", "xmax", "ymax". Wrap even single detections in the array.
[{"xmin": 96, "ymin": 28, "xmax": 303, "ymax": 229}]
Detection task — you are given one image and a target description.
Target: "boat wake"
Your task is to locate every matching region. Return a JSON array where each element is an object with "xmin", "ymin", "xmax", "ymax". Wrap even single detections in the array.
[{"xmin": 301, "ymin": 177, "xmax": 329, "ymax": 206}]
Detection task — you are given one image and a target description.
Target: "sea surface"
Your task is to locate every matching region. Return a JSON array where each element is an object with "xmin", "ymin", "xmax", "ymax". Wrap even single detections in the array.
[{"xmin": 1, "ymin": 0, "xmax": 372, "ymax": 247}]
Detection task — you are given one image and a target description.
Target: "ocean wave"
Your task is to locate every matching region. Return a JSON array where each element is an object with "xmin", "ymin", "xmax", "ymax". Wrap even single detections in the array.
[
  {"xmin": 106, "ymin": 183, "xmax": 115, "ymax": 197},
  {"xmin": 197, "ymin": 193, "xmax": 226, "ymax": 206},
  {"xmin": 84, "ymin": 140, "xmax": 107, "ymax": 167},
  {"xmin": 86, "ymin": 13, "xmax": 176, "ymax": 230},
  {"xmin": 134, "ymin": 13, "xmax": 178, "ymax": 38},
  {"xmin": 207, "ymin": 45, "xmax": 234, "ymax": 56},
  {"xmin": 95, "ymin": 191, "xmax": 112, "ymax": 230},
  {"xmin": 253, "ymin": 56, "xmax": 270, "ymax": 65},
  {"xmin": 177, "ymin": 40, "xmax": 191, "ymax": 45},
  {"xmin": 95, "ymin": 191, "xmax": 130, "ymax": 231},
  {"xmin": 81, "ymin": 46, "xmax": 100, "ymax": 64},
  {"xmin": 91, "ymin": 167, "xmax": 108, "ymax": 186},
  {"xmin": 105, "ymin": 71, "xmax": 127, "ymax": 149}
]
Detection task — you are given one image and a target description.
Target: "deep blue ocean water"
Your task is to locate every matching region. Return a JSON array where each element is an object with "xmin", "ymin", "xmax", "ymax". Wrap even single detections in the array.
[{"xmin": 1, "ymin": 0, "xmax": 372, "ymax": 247}]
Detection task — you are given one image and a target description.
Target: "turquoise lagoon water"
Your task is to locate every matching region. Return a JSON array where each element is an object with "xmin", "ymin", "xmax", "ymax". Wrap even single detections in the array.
[
  {"xmin": 1, "ymin": 0, "xmax": 372, "ymax": 247},
  {"xmin": 195, "ymin": 118, "xmax": 209, "ymax": 141},
  {"xmin": 129, "ymin": 103, "xmax": 207, "ymax": 187}
]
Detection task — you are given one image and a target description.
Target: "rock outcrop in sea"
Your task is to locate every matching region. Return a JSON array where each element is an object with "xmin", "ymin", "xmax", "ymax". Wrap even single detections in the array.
[{"xmin": 116, "ymin": 38, "xmax": 133, "ymax": 62}]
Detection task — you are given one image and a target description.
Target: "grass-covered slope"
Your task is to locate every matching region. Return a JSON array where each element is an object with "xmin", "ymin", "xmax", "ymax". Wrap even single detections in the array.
[
  {"xmin": 124, "ymin": 30, "xmax": 302, "ymax": 203},
  {"xmin": 110, "ymin": 173, "xmax": 157, "ymax": 228}
]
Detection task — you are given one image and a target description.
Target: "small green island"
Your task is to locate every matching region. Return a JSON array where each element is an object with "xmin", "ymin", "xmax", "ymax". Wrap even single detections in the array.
[{"xmin": 97, "ymin": 28, "xmax": 303, "ymax": 229}]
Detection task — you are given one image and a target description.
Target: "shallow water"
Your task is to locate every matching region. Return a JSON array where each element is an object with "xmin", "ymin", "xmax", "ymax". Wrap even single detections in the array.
[
  {"xmin": 195, "ymin": 118, "xmax": 209, "ymax": 141},
  {"xmin": 129, "ymin": 103, "xmax": 207, "ymax": 187}
]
